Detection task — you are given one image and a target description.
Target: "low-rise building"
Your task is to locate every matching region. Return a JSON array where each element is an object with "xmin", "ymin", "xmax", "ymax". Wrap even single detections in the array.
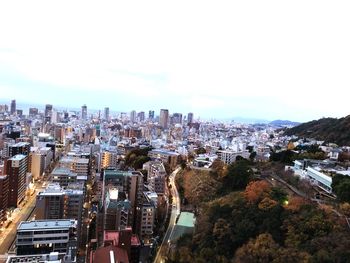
[
  {"xmin": 148, "ymin": 149, "xmax": 179, "ymax": 169},
  {"xmin": 16, "ymin": 219, "xmax": 77, "ymax": 259}
]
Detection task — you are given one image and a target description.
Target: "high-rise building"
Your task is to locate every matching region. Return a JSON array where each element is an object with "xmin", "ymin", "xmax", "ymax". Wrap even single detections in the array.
[
  {"xmin": 101, "ymin": 151, "xmax": 119, "ymax": 169},
  {"xmin": 7, "ymin": 154, "xmax": 28, "ymax": 207},
  {"xmin": 16, "ymin": 219, "xmax": 77, "ymax": 258},
  {"xmin": 187, "ymin": 112, "xmax": 193, "ymax": 124},
  {"xmin": 45, "ymin": 104, "xmax": 53, "ymax": 123},
  {"xmin": 29, "ymin": 147, "xmax": 53, "ymax": 180},
  {"xmin": 36, "ymin": 183, "xmax": 83, "ymax": 220},
  {"xmin": 81, "ymin": 104, "xmax": 87, "ymax": 120},
  {"xmin": 0, "ymin": 104, "xmax": 8, "ymax": 112},
  {"xmin": 130, "ymin": 110, "xmax": 136, "ymax": 123},
  {"xmin": 148, "ymin": 110, "xmax": 154, "ymax": 120},
  {"xmin": 105, "ymin": 188, "xmax": 131, "ymax": 231},
  {"xmin": 104, "ymin": 107, "xmax": 109, "ymax": 121},
  {"xmin": 10, "ymin": 99, "xmax": 16, "ymax": 115},
  {"xmin": 103, "ymin": 170, "xmax": 144, "ymax": 233},
  {"xmin": 29, "ymin": 108, "xmax": 38, "ymax": 117},
  {"xmin": 171, "ymin": 113, "xmax": 183, "ymax": 125},
  {"xmin": 159, "ymin": 109, "xmax": 169, "ymax": 129},
  {"xmin": 143, "ymin": 161, "xmax": 166, "ymax": 194},
  {"xmin": 0, "ymin": 175, "xmax": 9, "ymax": 225},
  {"xmin": 137, "ymin": 112, "xmax": 145, "ymax": 122},
  {"xmin": 16, "ymin": 110, "xmax": 23, "ymax": 117},
  {"xmin": 139, "ymin": 193, "xmax": 155, "ymax": 240},
  {"xmin": 8, "ymin": 142, "xmax": 30, "ymax": 158}
]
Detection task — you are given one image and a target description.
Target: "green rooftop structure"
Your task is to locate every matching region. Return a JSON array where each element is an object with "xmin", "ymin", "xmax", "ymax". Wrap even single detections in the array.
[
  {"xmin": 172, "ymin": 212, "xmax": 196, "ymax": 241},
  {"xmin": 177, "ymin": 212, "xmax": 195, "ymax": 228}
]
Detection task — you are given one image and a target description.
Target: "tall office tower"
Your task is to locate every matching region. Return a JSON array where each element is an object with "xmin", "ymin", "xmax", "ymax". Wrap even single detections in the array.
[
  {"xmin": 159, "ymin": 109, "xmax": 169, "ymax": 129},
  {"xmin": 137, "ymin": 112, "xmax": 145, "ymax": 122},
  {"xmin": 187, "ymin": 112, "xmax": 194, "ymax": 124},
  {"xmin": 63, "ymin": 112, "xmax": 69, "ymax": 122},
  {"xmin": 6, "ymin": 154, "xmax": 27, "ymax": 207},
  {"xmin": 81, "ymin": 104, "xmax": 87, "ymax": 120},
  {"xmin": 104, "ymin": 107, "xmax": 110, "ymax": 120},
  {"xmin": 130, "ymin": 110, "xmax": 136, "ymax": 123},
  {"xmin": 29, "ymin": 147, "xmax": 53, "ymax": 180},
  {"xmin": 8, "ymin": 142, "xmax": 30, "ymax": 157},
  {"xmin": 0, "ymin": 104, "xmax": 8, "ymax": 112},
  {"xmin": 148, "ymin": 110, "xmax": 154, "ymax": 120},
  {"xmin": 10, "ymin": 99, "xmax": 16, "ymax": 115},
  {"xmin": 16, "ymin": 110, "xmax": 23, "ymax": 117},
  {"xmin": 16, "ymin": 219, "xmax": 77, "ymax": 258},
  {"xmin": 45, "ymin": 104, "xmax": 53, "ymax": 123},
  {"xmin": 0, "ymin": 175, "xmax": 9, "ymax": 224},
  {"xmin": 54, "ymin": 126, "xmax": 65, "ymax": 143},
  {"xmin": 172, "ymin": 113, "xmax": 183, "ymax": 125},
  {"xmin": 29, "ymin": 108, "xmax": 38, "ymax": 117}
]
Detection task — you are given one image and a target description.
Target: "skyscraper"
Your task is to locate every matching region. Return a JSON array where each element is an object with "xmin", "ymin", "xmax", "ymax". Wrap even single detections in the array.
[
  {"xmin": 130, "ymin": 110, "xmax": 136, "ymax": 123},
  {"xmin": 104, "ymin": 107, "xmax": 110, "ymax": 120},
  {"xmin": 29, "ymin": 108, "xmax": 38, "ymax": 117},
  {"xmin": 137, "ymin": 112, "xmax": 145, "ymax": 122},
  {"xmin": 81, "ymin": 104, "xmax": 87, "ymax": 120},
  {"xmin": 0, "ymin": 175, "xmax": 9, "ymax": 224},
  {"xmin": 10, "ymin": 99, "xmax": 16, "ymax": 115},
  {"xmin": 159, "ymin": 109, "xmax": 169, "ymax": 129},
  {"xmin": 6, "ymin": 154, "xmax": 27, "ymax": 207},
  {"xmin": 148, "ymin": 110, "xmax": 154, "ymax": 120},
  {"xmin": 187, "ymin": 112, "xmax": 194, "ymax": 124},
  {"xmin": 172, "ymin": 113, "xmax": 183, "ymax": 125},
  {"xmin": 45, "ymin": 104, "xmax": 53, "ymax": 123}
]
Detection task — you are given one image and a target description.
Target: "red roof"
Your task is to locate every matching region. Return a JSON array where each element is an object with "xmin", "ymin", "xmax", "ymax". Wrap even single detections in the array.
[
  {"xmin": 92, "ymin": 245, "xmax": 129, "ymax": 263},
  {"xmin": 104, "ymin": 231, "xmax": 119, "ymax": 246},
  {"xmin": 131, "ymin": 234, "xmax": 141, "ymax": 247}
]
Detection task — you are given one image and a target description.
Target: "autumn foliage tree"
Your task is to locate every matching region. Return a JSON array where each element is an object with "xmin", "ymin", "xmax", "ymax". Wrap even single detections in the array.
[{"xmin": 244, "ymin": 180, "xmax": 271, "ymax": 204}]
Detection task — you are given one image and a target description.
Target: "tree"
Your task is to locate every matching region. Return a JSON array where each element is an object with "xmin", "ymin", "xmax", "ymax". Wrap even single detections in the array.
[
  {"xmin": 224, "ymin": 160, "xmax": 253, "ymax": 191},
  {"xmin": 333, "ymin": 180, "xmax": 350, "ymax": 202},
  {"xmin": 270, "ymin": 187, "xmax": 288, "ymax": 204},
  {"xmin": 234, "ymin": 233, "xmax": 280, "ymax": 263},
  {"xmin": 244, "ymin": 180, "xmax": 271, "ymax": 204},
  {"xmin": 196, "ymin": 147, "xmax": 207, "ymax": 155},
  {"xmin": 210, "ymin": 159, "xmax": 226, "ymax": 179},
  {"xmin": 246, "ymin": 146, "xmax": 254, "ymax": 153},
  {"xmin": 249, "ymin": 151, "xmax": 257, "ymax": 162}
]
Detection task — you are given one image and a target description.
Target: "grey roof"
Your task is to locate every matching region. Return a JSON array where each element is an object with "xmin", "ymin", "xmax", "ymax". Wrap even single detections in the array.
[
  {"xmin": 9, "ymin": 154, "xmax": 26, "ymax": 161},
  {"xmin": 18, "ymin": 219, "xmax": 76, "ymax": 231}
]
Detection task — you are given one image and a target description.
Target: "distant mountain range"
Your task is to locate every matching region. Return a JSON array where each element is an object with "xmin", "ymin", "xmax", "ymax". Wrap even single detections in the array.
[
  {"xmin": 269, "ymin": 120, "xmax": 300, "ymax": 126},
  {"xmin": 284, "ymin": 115, "xmax": 350, "ymax": 146}
]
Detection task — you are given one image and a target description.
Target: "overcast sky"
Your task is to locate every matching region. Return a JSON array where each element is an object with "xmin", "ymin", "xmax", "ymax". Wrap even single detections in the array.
[{"xmin": 0, "ymin": 1, "xmax": 349, "ymax": 122}]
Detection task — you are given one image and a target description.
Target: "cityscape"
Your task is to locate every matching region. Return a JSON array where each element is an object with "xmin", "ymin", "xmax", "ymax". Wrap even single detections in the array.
[
  {"xmin": 0, "ymin": 101, "xmax": 349, "ymax": 263},
  {"xmin": 1, "ymin": 1, "xmax": 350, "ymax": 262}
]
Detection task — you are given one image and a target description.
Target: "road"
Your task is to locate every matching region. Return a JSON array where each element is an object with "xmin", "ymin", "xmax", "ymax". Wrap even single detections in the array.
[
  {"xmin": 154, "ymin": 168, "xmax": 181, "ymax": 263},
  {"xmin": 0, "ymin": 187, "xmax": 39, "ymax": 254}
]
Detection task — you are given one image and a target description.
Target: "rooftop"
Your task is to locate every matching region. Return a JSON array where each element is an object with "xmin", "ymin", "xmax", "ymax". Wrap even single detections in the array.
[
  {"xmin": 18, "ymin": 219, "xmax": 76, "ymax": 231},
  {"xmin": 131, "ymin": 234, "xmax": 141, "ymax": 246},
  {"xmin": 9, "ymin": 154, "xmax": 26, "ymax": 161},
  {"xmin": 60, "ymin": 157, "xmax": 89, "ymax": 164},
  {"xmin": 12, "ymin": 142, "xmax": 30, "ymax": 147},
  {"xmin": 92, "ymin": 245, "xmax": 129, "ymax": 263},
  {"xmin": 149, "ymin": 149, "xmax": 179, "ymax": 156},
  {"xmin": 52, "ymin": 167, "xmax": 77, "ymax": 176}
]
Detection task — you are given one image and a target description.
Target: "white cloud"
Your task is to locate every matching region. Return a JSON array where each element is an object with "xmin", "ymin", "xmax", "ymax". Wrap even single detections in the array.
[{"xmin": 0, "ymin": 0, "xmax": 349, "ymax": 121}]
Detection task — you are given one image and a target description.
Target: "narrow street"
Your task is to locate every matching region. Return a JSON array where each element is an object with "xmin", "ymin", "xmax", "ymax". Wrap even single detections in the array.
[{"xmin": 154, "ymin": 168, "xmax": 181, "ymax": 263}]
